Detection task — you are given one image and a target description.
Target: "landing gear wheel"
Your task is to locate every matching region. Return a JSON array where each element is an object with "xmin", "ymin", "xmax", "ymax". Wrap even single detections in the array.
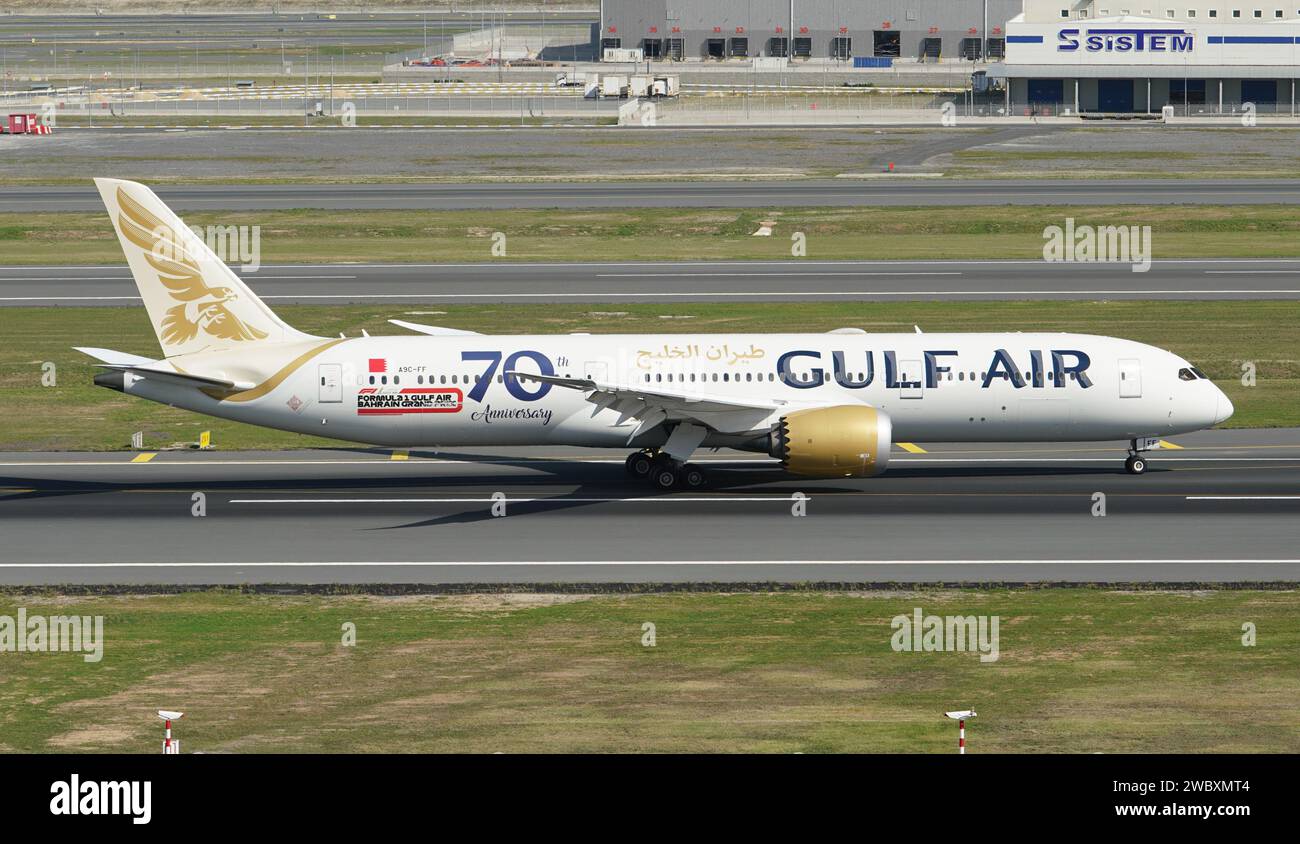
[
  {"xmin": 652, "ymin": 464, "xmax": 680, "ymax": 490},
  {"xmin": 1125, "ymin": 455, "xmax": 1147, "ymax": 475},
  {"xmin": 678, "ymin": 464, "xmax": 707, "ymax": 489},
  {"xmin": 625, "ymin": 451, "xmax": 654, "ymax": 478}
]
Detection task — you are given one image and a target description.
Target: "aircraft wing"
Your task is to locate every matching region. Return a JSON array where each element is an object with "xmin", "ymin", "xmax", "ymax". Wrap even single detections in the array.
[{"xmin": 504, "ymin": 370, "xmax": 784, "ymax": 437}]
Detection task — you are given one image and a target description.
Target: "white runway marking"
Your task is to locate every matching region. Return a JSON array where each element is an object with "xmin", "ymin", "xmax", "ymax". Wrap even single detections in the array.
[
  {"xmin": 0, "ymin": 457, "xmax": 772, "ymax": 467},
  {"xmin": 229, "ymin": 496, "xmax": 807, "ymax": 504},
  {"xmin": 0, "ymin": 275, "xmax": 353, "ymax": 282},
  {"xmin": 1186, "ymin": 495, "xmax": 1300, "ymax": 500},
  {"xmin": 599, "ymin": 271, "xmax": 964, "ymax": 278},
  {"xmin": 1, "ymin": 559, "xmax": 1297, "ymax": 568},
  {"xmin": 5, "ymin": 258, "xmax": 1300, "ymax": 271},
  {"xmin": 10, "ymin": 289, "xmax": 1292, "ymax": 303},
  {"xmin": 0, "ymin": 456, "xmax": 1294, "ymax": 468},
  {"xmin": 8, "ymin": 289, "xmax": 1300, "ymax": 304}
]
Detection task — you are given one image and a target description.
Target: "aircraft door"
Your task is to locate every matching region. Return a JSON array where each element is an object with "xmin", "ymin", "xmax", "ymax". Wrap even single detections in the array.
[
  {"xmin": 899, "ymin": 358, "xmax": 924, "ymax": 399},
  {"xmin": 1118, "ymin": 358, "xmax": 1142, "ymax": 398},
  {"xmin": 318, "ymin": 363, "xmax": 343, "ymax": 403}
]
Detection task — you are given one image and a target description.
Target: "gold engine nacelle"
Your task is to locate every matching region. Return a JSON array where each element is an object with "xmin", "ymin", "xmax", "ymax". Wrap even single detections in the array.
[{"xmin": 769, "ymin": 405, "xmax": 893, "ymax": 478}]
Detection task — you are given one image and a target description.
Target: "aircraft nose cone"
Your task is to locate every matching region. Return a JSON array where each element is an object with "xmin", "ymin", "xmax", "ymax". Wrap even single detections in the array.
[{"xmin": 1214, "ymin": 391, "xmax": 1234, "ymax": 425}]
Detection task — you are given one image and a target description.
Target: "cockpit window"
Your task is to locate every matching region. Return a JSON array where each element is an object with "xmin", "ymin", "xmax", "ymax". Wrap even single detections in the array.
[
  {"xmin": 1190, "ymin": 367, "xmax": 1208, "ymax": 379},
  {"xmin": 1178, "ymin": 367, "xmax": 1197, "ymax": 381}
]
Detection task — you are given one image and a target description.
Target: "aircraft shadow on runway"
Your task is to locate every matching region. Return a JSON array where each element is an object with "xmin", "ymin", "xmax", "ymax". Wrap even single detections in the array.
[{"xmin": 0, "ymin": 447, "xmax": 1139, "ymax": 533}]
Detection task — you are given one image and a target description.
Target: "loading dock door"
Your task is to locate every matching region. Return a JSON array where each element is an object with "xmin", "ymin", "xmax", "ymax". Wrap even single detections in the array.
[
  {"xmin": 1027, "ymin": 78, "xmax": 1064, "ymax": 104},
  {"xmin": 873, "ymin": 30, "xmax": 901, "ymax": 57},
  {"xmin": 729, "ymin": 37, "xmax": 749, "ymax": 58},
  {"xmin": 1118, "ymin": 359, "xmax": 1142, "ymax": 398},
  {"xmin": 792, "ymin": 37, "xmax": 812, "ymax": 58},
  {"xmin": 642, "ymin": 38, "xmax": 663, "ymax": 59},
  {"xmin": 921, "ymin": 37, "xmax": 942, "ymax": 61},
  {"xmin": 830, "ymin": 36, "xmax": 851, "ymax": 60},
  {"xmin": 1242, "ymin": 79, "xmax": 1277, "ymax": 104},
  {"xmin": 706, "ymin": 38, "xmax": 725, "ymax": 59},
  {"xmin": 666, "ymin": 38, "xmax": 683, "ymax": 61},
  {"xmin": 768, "ymin": 36, "xmax": 788, "ymax": 57},
  {"xmin": 1098, "ymin": 78, "xmax": 1135, "ymax": 112},
  {"xmin": 319, "ymin": 364, "xmax": 342, "ymax": 403}
]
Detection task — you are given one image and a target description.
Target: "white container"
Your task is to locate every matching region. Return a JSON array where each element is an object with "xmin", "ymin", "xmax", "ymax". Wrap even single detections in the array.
[
  {"xmin": 601, "ymin": 75, "xmax": 629, "ymax": 97},
  {"xmin": 603, "ymin": 47, "xmax": 644, "ymax": 63}
]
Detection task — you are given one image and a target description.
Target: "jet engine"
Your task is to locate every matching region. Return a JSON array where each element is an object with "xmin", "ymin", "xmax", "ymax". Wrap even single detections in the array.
[{"xmin": 768, "ymin": 405, "xmax": 892, "ymax": 477}]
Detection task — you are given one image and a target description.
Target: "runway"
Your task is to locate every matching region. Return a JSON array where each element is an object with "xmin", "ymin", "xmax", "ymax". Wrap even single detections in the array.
[
  {"xmin": 2, "ymin": 428, "xmax": 1297, "ymax": 585},
  {"xmin": 7, "ymin": 178, "xmax": 1300, "ymax": 212},
  {"xmin": 7, "ymin": 258, "xmax": 1300, "ymax": 305}
]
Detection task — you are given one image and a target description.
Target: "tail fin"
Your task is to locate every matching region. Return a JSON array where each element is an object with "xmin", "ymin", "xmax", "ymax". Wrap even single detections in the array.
[{"xmin": 94, "ymin": 178, "xmax": 314, "ymax": 358}]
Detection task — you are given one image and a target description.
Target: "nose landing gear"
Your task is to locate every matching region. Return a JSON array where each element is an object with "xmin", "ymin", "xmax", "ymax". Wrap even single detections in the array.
[{"xmin": 1124, "ymin": 438, "xmax": 1154, "ymax": 475}]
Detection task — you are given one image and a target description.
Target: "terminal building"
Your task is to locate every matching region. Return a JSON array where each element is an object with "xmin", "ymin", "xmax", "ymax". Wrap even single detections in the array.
[
  {"xmin": 993, "ymin": 0, "xmax": 1300, "ymax": 113},
  {"xmin": 598, "ymin": 1, "xmax": 1023, "ymax": 62}
]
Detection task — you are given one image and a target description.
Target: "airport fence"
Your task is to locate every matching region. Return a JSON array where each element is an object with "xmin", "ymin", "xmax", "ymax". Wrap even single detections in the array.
[
  {"xmin": 1004, "ymin": 100, "xmax": 1299, "ymax": 118},
  {"xmin": 4, "ymin": 94, "xmax": 620, "ymax": 122},
  {"xmin": 652, "ymin": 91, "xmax": 964, "ymax": 125}
]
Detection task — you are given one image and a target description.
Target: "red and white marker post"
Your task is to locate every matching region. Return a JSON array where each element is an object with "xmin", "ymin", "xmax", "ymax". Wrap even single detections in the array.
[
  {"xmin": 944, "ymin": 709, "xmax": 976, "ymax": 754},
  {"xmin": 157, "ymin": 710, "xmax": 184, "ymax": 754}
]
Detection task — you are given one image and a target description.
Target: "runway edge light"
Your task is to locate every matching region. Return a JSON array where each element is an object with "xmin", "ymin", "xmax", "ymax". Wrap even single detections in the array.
[
  {"xmin": 944, "ymin": 710, "xmax": 976, "ymax": 755},
  {"xmin": 157, "ymin": 710, "xmax": 184, "ymax": 754}
]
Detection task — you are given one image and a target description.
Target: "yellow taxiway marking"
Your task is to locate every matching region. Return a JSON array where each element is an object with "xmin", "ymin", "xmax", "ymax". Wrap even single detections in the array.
[
  {"xmin": 1158, "ymin": 439, "xmax": 1184, "ymax": 450},
  {"xmin": 390, "ymin": 449, "xmax": 409, "ymax": 461},
  {"xmin": 896, "ymin": 442, "xmax": 927, "ymax": 454},
  {"xmin": 130, "ymin": 453, "xmax": 157, "ymax": 463}
]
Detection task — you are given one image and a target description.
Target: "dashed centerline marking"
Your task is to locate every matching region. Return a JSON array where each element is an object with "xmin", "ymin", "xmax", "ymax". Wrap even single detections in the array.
[
  {"xmin": 896, "ymin": 442, "xmax": 927, "ymax": 454},
  {"xmin": 390, "ymin": 450, "xmax": 409, "ymax": 461},
  {"xmin": 130, "ymin": 453, "xmax": 157, "ymax": 463},
  {"xmin": 1158, "ymin": 439, "xmax": 1184, "ymax": 449}
]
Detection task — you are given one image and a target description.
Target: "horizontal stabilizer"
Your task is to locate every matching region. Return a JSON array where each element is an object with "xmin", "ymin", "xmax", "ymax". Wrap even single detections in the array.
[
  {"xmin": 74, "ymin": 346, "xmax": 157, "ymax": 367},
  {"xmin": 388, "ymin": 319, "xmax": 481, "ymax": 337},
  {"xmin": 95, "ymin": 364, "xmax": 253, "ymax": 391}
]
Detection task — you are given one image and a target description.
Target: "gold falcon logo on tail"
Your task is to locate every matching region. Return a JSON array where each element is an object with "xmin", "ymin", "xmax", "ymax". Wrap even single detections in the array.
[{"xmin": 115, "ymin": 185, "xmax": 268, "ymax": 345}]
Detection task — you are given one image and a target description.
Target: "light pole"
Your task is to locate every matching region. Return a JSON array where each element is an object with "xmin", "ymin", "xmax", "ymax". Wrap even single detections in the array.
[{"xmin": 945, "ymin": 709, "xmax": 976, "ymax": 754}]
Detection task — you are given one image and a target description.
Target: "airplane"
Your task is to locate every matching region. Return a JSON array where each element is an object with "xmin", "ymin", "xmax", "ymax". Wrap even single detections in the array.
[{"xmin": 79, "ymin": 178, "xmax": 1233, "ymax": 488}]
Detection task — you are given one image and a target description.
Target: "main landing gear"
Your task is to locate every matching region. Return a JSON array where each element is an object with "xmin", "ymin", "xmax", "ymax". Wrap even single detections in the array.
[{"xmin": 624, "ymin": 449, "xmax": 707, "ymax": 490}]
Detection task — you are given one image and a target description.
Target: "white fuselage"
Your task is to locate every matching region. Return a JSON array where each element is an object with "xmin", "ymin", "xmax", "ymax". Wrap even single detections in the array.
[{"xmin": 121, "ymin": 331, "xmax": 1232, "ymax": 453}]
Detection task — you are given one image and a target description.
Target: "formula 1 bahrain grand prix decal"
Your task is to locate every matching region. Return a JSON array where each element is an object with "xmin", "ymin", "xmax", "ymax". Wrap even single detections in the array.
[{"xmin": 356, "ymin": 387, "xmax": 463, "ymax": 415}]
